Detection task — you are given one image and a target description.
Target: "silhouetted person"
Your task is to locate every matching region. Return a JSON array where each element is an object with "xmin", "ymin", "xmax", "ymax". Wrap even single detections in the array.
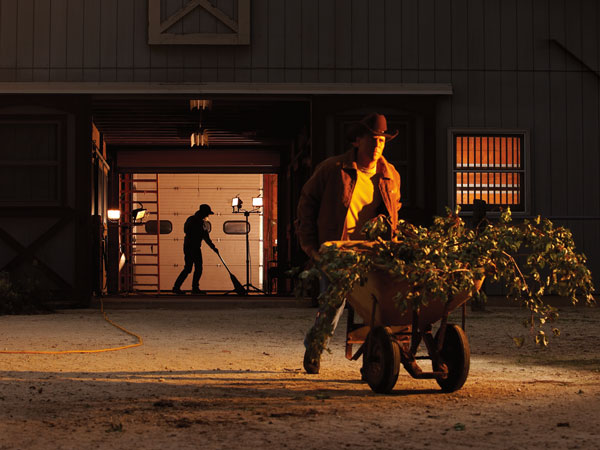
[{"xmin": 172, "ymin": 204, "xmax": 219, "ymax": 295}]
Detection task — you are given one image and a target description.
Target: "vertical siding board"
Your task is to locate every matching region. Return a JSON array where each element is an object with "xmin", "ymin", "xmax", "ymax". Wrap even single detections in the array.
[
  {"xmin": 82, "ymin": 0, "xmax": 101, "ymax": 82},
  {"xmin": 532, "ymin": 0, "xmax": 549, "ymax": 71},
  {"xmin": 517, "ymin": 70, "xmax": 534, "ymax": 215},
  {"xmin": 49, "ymin": 0, "xmax": 67, "ymax": 81},
  {"xmin": 368, "ymin": 0, "xmax": 385, "ymax": 82},
  {"xmin": 335, "ymin": 0, "xmax": 352, "ymax": 82},
  {"xmin": 284, "ymin": 0, "xmax": 301, "ymax": 82},
  {"xmin": 565, "ymin": 74, "xmax": 584, "ymax": 216},
  {"xmin": 581, "ymin": 72, "xmax": 598, "ymax": 215},
  {"xmin": 467, "ymin": 0, "xmax": 484, "ymax": 70},
  {"xmin": 401, "ymin": 0, "xmax": 418, "ymax": 81},
  {"xmin": 483, "ymin": 0, "xmax": 501, "ymax": 70},
  {"xmin": 565, "ymin": 0, "xmax": 584, "ymax": 216},
  {"xmin": 418, "ymin": 0, "xmax": 435, "ymax": 82},
  {"xmin": 351, "ymin": 0, "xmax": 369, "ymax": 82},
  {"xmin": 516, "ymin": 0, "xmax": 534, "ymax": 70},
  {"xmin": 251, "ymin": 0, "xmax": 268, "ymax": 82},
  {"xmin": 149, "ymin": 0, "xmax": 168, "ymax": 85},
  {"xmin": 517, "ymin": 71, "xmax": 534, "ymax": 132},
  {"xmin": 484, "ymin": 71, "xmax": 501, "ymax": 126},
  {"xmin": 66, "ymin": 0, "xmax": 84, "ymax": 81},
  {"xmin": 133, "ymin": 0, "xmax": 151, "ymax": 81},
  {"xmin": 318, "ymin": 0, "xmax": 335, "ymax": 82},
  {"xmin": 33, "ymin": 0, "xmax": 50, "ymax": 81},
  {"xmin": 215, "ymin": 0, "xmax": 235, "ymax": 82},
  {"xmin": 165, "ymin": 0, "xmax": 184, "ymax": 82},
  {"xmin": 549, "ymin": 70, "xmax": 568, "ymax": 216},
  {"xmin": 268, "ymin": 0, "xmax": 285, "ymax": 82},
  {"xmin": 451, "ymin": 0, "xmax": 468, "ymax": 70},
  {"xmin": 181, "ymin": 0, "xmax": 202, "ymax": 82},
  {"xmin": 198, "ymin": 1, "xmax": 218, "ymax": 82},
  {"xmin": 149, "ymin": 49, "xmax": 168, "ymax": 82},
  {"xmin": 452, "ymin": 72, "xmax": 469, "ymax": 127},
  {"xmin": 301, "ymin": 0, "xmax": 319, "ymax": 82},
  {"xmin": 385, "ymin": 0, "xmax": 402, "ymax": 72},
  {"xmin": 549, "ymin": 0, "xmax": 566, "ymax": 71},
  {"xmin": 548, "ymin": 0, "xmax": 567, "ymax": 217},
  {"xmin": 501, "ymin": 72, "xmax": 518, "ymax": 128},
  {"xmin": 469, "ymin": 72, "xmax": 485, "ymax": 127},
  {"xmin": 99, "ymin": 0, "xmax": 118, "ymax": 81},
  {"xmin": 533, "ymin": 70, "xmax": 552, "ymax": 215},
  {"xmin": 581, "ymin": 0, "xmax": 598, "ymax": 72},
  {"xmin": 434, "ymin": 0, "xmax": 451, "ymax": 71},
  {"xmin": 116, "ymin": 0, "xmax": 135, "ymax": 81},
  {"xmin": 565, "ymin": 0, "xmax": 582, "ymax": 71},
  {"xmin": 0, "ymin": 0, "xmax": 17, "ymax": 81},
  {"xmin": 16, "ymin": 0, "xmax": 34, "ymax": 81},
  {"xmin": 500, "ymin": 0, "xmax": 517, "ymax": 70}
]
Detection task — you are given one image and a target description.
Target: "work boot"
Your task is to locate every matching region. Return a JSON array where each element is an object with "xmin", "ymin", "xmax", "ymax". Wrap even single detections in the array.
[
  {"xmin": 303, "ymin": 348, "xmax": 321, "ymax": 374},
  {"xmin": 191, "ymin": 288, "xmax": 206, "ymax": 295},
  {"xmin": 172, "ymin": 287, "xmax": 184, "ymax": 295}
]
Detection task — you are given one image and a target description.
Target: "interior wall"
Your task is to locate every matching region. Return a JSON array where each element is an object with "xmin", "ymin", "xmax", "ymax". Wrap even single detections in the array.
[{"xmin": 154, "ymin": 173, "xmax": 264, "ymax": 292}]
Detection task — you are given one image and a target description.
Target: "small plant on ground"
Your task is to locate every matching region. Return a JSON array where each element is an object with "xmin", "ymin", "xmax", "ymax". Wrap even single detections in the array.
[{"xmin": 0, "ymin": 271, "xmax": 53, "ymax": 315}]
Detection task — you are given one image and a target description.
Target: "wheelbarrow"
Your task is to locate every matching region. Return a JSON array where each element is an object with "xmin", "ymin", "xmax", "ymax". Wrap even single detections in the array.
[{"xmin": 327, "ymin": 241, "xmax": 483, "ymax": 394}]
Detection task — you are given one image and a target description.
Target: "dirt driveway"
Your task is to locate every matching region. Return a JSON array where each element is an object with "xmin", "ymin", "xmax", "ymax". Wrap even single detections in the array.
[{"xmin": 0, "ymin": 302, "xmax": 599, "ymax": 449}]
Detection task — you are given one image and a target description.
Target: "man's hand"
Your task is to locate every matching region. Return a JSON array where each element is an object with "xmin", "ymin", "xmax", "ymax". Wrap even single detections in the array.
[
  {"xmin": 310, "ymin": 248, "xmax": 320, "ymax": 262},
  {"xmin": 213, "ymin": 247, "xmax": 220, "ymax": 254}
]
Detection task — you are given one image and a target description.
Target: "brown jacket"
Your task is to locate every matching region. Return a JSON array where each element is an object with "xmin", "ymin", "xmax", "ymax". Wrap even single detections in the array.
[{"xmin": 295, "ymin": 149, "xmax": 402, "ymax": 258}]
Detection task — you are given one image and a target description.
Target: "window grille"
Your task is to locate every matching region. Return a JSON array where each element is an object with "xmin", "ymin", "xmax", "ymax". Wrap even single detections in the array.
[{"xmin": 451, "ymin": 132, "xmax": 527, "ymax": 213}]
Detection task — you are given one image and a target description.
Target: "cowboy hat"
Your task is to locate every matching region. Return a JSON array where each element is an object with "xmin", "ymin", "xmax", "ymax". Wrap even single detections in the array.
[
  {"xmin": 350, "ymin": 113, "xmax": 399, "ymax": 141},
  {"xmin": 198, "ymin": 204, "xmax": 214, "ymax": 216}
]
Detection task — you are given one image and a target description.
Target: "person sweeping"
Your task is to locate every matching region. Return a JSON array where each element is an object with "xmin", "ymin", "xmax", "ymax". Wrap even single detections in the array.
[{"xmin": 172, "ymin": 204, "xmax": 219, "ymax": 295}]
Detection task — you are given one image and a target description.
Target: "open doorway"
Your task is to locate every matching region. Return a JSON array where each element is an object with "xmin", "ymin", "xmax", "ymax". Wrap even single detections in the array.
[{"xmin": 119, "ymin": 173, "xmax": 277, "ymax": 294}]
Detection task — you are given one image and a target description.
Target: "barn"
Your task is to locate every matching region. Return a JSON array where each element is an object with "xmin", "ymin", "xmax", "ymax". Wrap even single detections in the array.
[{"xmin": 0, "ymin": 0, "xmax": 598, "ymax": 304}]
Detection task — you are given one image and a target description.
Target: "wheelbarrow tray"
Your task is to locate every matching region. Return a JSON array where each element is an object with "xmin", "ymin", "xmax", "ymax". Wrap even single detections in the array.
[
  {"xmin": 348, "ymin": 270, "xmax": 481, "ymax": 329},
  {"xmin": 323, "ymin": 240, "xmax": 482, "ymax": 329}
]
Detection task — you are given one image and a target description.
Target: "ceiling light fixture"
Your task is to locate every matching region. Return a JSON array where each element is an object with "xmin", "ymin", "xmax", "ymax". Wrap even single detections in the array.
[
  {"xmin": 190, "ymin": 129, "xmax": 209, "ymax": 147},
  {"xmin": 190, "ymin": 99, "xmax": 212, "ymax": 111}
]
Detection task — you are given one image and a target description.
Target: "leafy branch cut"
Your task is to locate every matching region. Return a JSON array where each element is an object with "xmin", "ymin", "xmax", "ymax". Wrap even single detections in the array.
[{"xmin": 300, "ymin": 208, "xmax": 596, "ymax": 348}]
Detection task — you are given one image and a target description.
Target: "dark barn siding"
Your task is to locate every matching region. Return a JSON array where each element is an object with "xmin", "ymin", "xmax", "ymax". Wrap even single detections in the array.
[{"xmin": 0, "ymin": 0, "xmax": 598, "ymax": 287}]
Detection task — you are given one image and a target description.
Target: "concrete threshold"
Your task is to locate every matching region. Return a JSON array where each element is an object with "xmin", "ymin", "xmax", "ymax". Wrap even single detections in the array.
[{"xmin": 91, "ymin": 294, "xmax": 314, "ymax": 310}]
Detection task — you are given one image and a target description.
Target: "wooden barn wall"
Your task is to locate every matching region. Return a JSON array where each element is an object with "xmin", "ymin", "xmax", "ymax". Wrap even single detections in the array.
[
  {"xmin": 0, "ymin": 0, "xmax": 598, "ymax": 285},
  {"xmin": 0, "ymin": 95, "xmax": 92, "ymax": 304}
]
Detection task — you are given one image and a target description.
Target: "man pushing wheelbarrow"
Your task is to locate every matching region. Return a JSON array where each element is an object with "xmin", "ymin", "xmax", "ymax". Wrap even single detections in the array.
[{"xmin": 295, "ymin": 112, "xmax": 402, "ymax": 376}]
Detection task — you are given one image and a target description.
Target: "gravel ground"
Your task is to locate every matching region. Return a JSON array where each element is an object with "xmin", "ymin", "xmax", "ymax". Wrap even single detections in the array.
[{"xmin": 0, "ymin": 303, "xmax": 599, "ymax": 450}]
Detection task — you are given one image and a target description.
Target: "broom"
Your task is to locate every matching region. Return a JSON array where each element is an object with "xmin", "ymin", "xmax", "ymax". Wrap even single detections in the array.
[{"xmin": 217, "ymin": 253, "xmax": 246, "ymax": 296}]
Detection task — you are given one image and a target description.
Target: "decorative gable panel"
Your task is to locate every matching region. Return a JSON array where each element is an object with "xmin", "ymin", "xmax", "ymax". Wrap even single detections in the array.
[{"xmin": 148, "ymin": 0, "xmax": 250, "ymax": 45}]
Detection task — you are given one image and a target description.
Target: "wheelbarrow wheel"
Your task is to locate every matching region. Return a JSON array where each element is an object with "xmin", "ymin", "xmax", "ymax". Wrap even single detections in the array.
[
  {"xmin": 434, "ymin": 323, "xmax": 470, "ymax": 393},
  {"xmin": 363, "ymin": 326, "xmax": 401, "ymax": 394}
]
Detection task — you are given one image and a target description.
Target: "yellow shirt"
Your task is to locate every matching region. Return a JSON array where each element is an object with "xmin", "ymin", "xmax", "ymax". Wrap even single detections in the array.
[{"xmin": 342, "ymin": 165, "xmax": 382, "ymax": 240}]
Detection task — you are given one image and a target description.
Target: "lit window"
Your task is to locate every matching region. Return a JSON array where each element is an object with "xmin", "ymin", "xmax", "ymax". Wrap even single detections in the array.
[{"xmin": 451, "ymin": 131, "xmax": 528, "ymax": 213}]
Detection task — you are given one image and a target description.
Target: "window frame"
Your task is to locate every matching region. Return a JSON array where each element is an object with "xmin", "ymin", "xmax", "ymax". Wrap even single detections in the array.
[
  {"xmin": 448, "ymin": 128, "xmax": 531, "ymax": 217},
  {"xmin": 0, "ymin": 115, "xmax": 67, "ymax": 207}
]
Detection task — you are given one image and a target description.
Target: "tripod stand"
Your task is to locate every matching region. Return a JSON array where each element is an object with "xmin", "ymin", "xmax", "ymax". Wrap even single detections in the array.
[{"xmin": 240, "ymin": 210, "xmax": 265, "ymax": 295}]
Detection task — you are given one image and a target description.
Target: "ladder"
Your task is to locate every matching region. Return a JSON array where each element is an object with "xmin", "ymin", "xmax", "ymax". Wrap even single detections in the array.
[{"xmin": 120, "ymin": 173, "xmax": 161, "ymax": 294}]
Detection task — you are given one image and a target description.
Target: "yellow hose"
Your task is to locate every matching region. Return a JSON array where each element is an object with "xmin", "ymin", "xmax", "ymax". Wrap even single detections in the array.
[{"xmin": 0, "ymin": 299, "xmax": 143, "ymax": 355}]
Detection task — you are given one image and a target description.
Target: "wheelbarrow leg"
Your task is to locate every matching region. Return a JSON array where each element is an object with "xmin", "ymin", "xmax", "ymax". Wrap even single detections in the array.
[{"xmin": 345, "ymin": 306, "xmax": 355, "ymax": 360}]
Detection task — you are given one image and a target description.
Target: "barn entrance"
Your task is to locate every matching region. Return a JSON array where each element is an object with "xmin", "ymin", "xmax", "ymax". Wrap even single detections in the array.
[{"xmin": 92, "ymin": 95, "xmax": 310, "ymax": 297}]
